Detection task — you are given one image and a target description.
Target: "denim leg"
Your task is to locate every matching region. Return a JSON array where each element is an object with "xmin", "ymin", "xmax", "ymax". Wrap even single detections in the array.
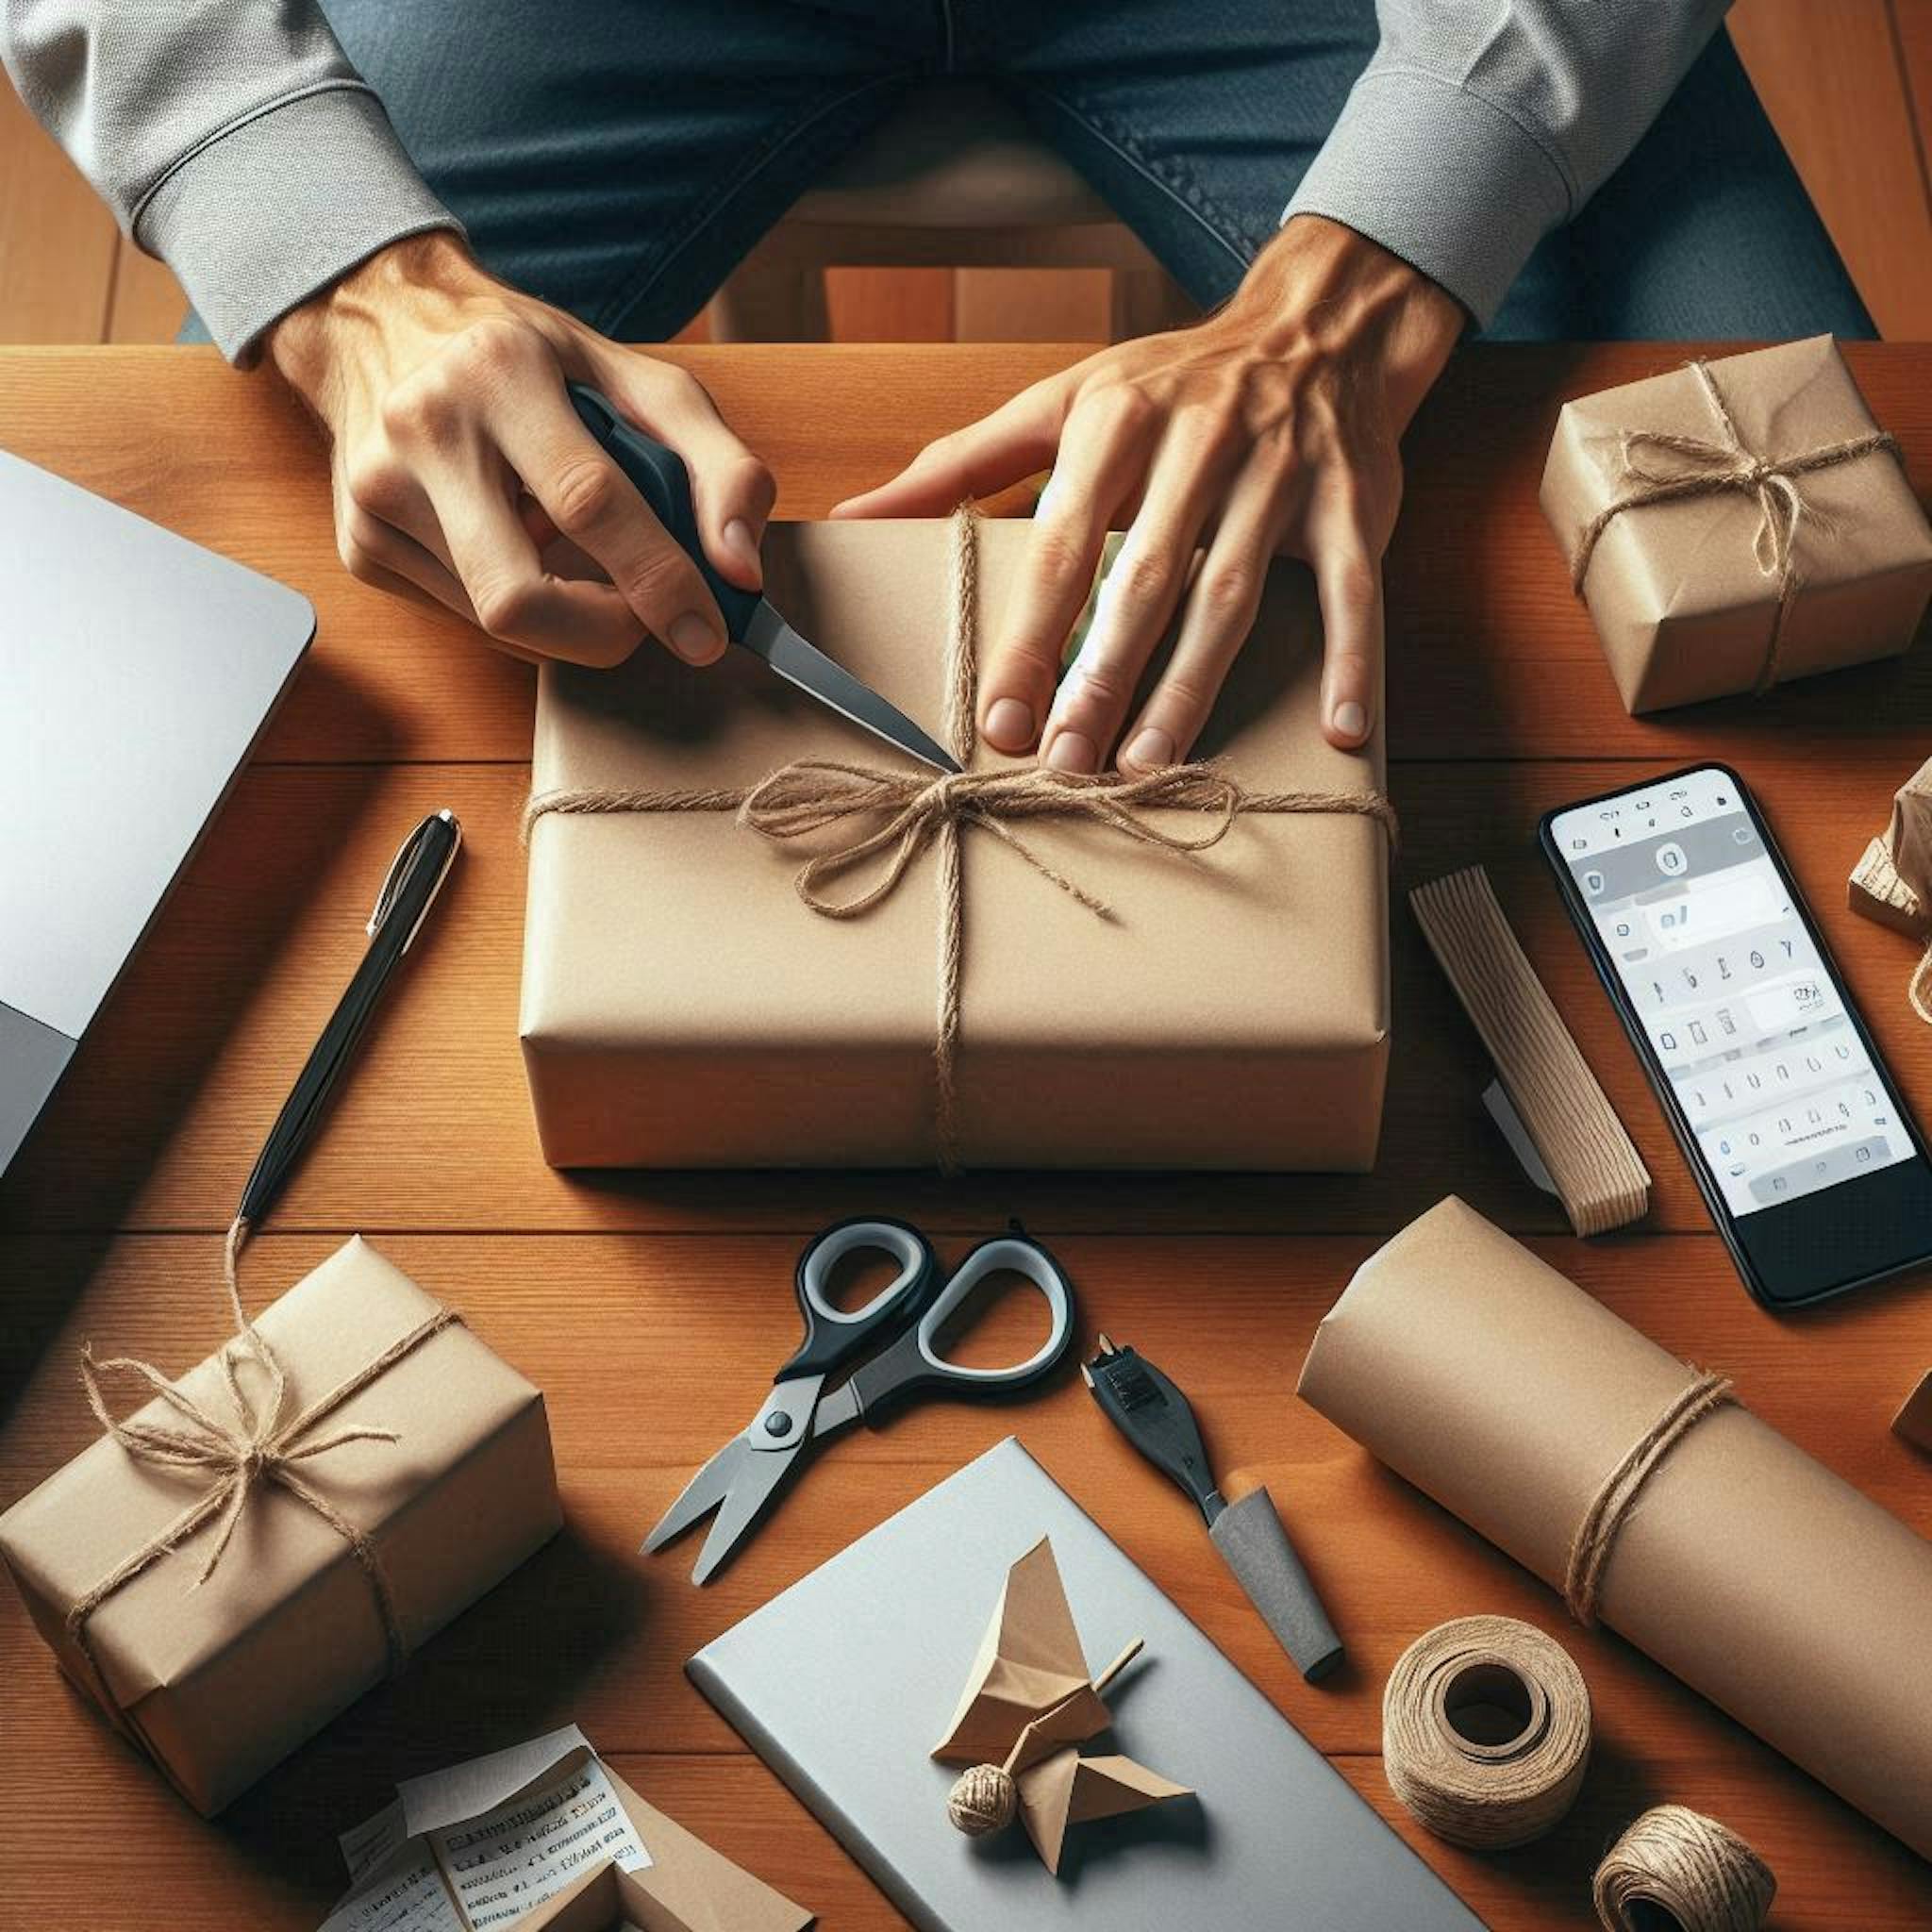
[
  {"xmin": 976, "ymin": 0, "xmax": 1381, "ymax": 310},
  {"xmin": 311, "ymin": 0, "xmax": 931, "ymax": 340},
  {"xmin": 1556, "ymin": 27, "xmax": 1874, "ymax": 341}
]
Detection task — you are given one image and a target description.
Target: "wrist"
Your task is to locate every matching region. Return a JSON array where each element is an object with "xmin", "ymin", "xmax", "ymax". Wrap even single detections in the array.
[
  {"xmin": 1221, "ymin": 215, "xmax": 1463, "ymax": 428},
  {"xmin": 266, "ymin": 231, "xmax": 492, "ymax": 403}
]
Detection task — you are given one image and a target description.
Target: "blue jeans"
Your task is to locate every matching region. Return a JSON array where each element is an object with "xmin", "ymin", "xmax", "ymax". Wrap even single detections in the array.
[{"xmin": 293, "ymin": 2, "xmax": 1873, "ymax": 342}]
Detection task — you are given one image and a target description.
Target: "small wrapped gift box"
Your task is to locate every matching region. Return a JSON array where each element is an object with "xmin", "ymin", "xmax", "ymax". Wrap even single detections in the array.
[
  {"xmin": 0, "ymin": 1238, "xmax": 561, "ymax": 1815},
  {"xmin": 1541, "ymin": 336, "xmax": 1932, "ymax": 713},
  {"xmin": 519, "ymin": 514, "xmax": 1392, "ymax": 1171}
]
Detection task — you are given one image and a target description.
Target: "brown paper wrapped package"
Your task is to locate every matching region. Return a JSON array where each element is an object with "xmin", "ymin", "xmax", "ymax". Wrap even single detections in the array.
[
  {"xmin": 1541, "ymin": 337, "xmax": 1932, "ymax": 714},
  {"xmin": 1297, "ymin": 1196, "xmax": 1932, "ymax": 1858},
  {"xmin": 0, "ymin": 1239, "xmax": 561, "ymax": 1815},
  {"xmin": 520, "ymin": 517, "xmax": 1389, "ymax": 1169}
]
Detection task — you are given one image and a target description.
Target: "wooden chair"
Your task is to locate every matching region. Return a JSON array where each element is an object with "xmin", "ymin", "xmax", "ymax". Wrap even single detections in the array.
[{"xmin": 706, "ymin": 82, "xmax": 1197, "ymax": 342}]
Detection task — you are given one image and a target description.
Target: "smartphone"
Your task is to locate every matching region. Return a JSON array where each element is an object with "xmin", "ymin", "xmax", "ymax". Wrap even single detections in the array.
[{"xmin": 1541, "ymin": 762, "xmax": 1932, "ymax": 1308}]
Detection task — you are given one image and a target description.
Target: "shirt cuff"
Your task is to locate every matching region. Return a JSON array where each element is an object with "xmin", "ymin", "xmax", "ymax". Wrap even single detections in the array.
[
  {"xmin": 1281, "ymin": 65, "xmax": 1573, "ymax": 328},
  {"xmin": 133, "ymin": 81, "xmax": 465, "ymax": 364}
]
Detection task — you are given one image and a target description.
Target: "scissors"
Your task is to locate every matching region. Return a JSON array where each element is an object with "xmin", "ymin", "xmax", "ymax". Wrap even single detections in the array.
[
  {"xmin": 568, "ymin": 385, "xmax": 961, "ymax": 774},
  {"xmin": 642, "ymin": 1218, "xmax": 1077, "ymax": 1582}
]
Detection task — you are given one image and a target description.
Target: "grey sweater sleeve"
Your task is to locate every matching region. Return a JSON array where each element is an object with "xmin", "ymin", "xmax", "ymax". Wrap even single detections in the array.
[
  {"xmin": 1283, "ymin": 0, "xmax": 1731, "ymax": 325},
  {"xmin": 2, "ymin": 0, "xmax": 462, "ymax": 362}
]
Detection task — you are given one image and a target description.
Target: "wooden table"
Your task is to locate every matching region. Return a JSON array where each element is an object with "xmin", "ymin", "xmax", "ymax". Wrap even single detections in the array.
[{"xmin": 3, "ymin": 342, "xmax": 1930, "ymax": 1929}]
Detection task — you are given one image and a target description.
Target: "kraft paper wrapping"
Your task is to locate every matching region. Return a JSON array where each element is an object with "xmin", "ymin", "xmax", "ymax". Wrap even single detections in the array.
[
  {"xmin": 1296, "ymin": 1196, "xmax": 1932, "ymax": 1858},
  {"xmin": 520, "ymin": 517, "xmax": 1389, "ymax": 1169},
  {"xmin": 0, "ymin": 1239, "xmax": 562, "ymax": 1815},
  {"xmin": 1541, "ymin": 337, "xmax": 1932, "ymax": 714}
]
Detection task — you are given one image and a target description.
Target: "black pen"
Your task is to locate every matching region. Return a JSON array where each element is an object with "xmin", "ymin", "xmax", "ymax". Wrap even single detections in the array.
[{"xmin": 236, "ymin": 809, "xmax": 462, "ymax": 1229}]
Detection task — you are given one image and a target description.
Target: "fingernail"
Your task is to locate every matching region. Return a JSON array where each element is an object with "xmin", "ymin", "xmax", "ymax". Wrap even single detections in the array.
[
  {"xmin": 1125, "ymin": 727, "xmax": 1174, "ymax": 770},
  {"xmin": 669, "ymin": 613, "xmax": 720, "ymax": 663},
  {"xmin": 1332, "ymin": 699, "xmax": 1368, "ymax": 741},
  {"xmin": 724, "ymin": 517, "xmax": 759, "ymax": 570},
  {"xmin": 984, "ymin": 697, "xmax": 1036, "ymax": 752},
  {"xmin": 1046, "ymin": 730, "xmax": 1097, "ymax": 774}
]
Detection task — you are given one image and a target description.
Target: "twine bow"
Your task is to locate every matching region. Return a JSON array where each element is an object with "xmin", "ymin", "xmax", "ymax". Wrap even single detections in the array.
[
  {"xmin": 1568, "ymin": 358, "xmax": 1899, "ymax": 693},
  {"xmin": 65, "ymin": 1218, "xmax": 458, "ymax": 1699},
  {"xmin": 523, "ymin": 504, "xmax": 1398, "ymax": 1172}
]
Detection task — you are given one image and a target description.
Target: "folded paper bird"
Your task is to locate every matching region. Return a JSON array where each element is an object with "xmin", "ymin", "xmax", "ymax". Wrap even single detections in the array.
[{"xmin": 932, "ymin": 1537, "xmax": 1191, "ymax": 1874}]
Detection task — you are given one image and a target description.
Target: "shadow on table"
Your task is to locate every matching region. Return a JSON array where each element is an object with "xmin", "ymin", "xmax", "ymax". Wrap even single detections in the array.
[
  {"xmin": 0, "ymin": 653, "xmax": 391, "ymax": 1415},
  {"xmin": 215, "ymin": 1515, "xmax": 646, "ymax": 1898}
]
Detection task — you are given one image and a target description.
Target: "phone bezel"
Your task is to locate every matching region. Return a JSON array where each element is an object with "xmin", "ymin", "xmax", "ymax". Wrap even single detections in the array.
[{"xmin": 1539, "ymin": 760, "xmax": 1932, "ymax": 1309}]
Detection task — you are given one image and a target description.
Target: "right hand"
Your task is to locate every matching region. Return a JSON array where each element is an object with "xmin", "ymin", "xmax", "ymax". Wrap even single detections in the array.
[{"xmin": 266, "ymin": 232, "xmax": 774, "ymax": 668}]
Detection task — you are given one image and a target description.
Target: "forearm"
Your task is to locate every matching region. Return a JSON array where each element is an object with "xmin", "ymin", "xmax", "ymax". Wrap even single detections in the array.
[
  {"xmin": 2, "ymin": 0, "xmax": 459, "ymax": 361},
  {"xmin": 1283, "ymin": 0, "xmax": 1730, "ymax": 325}
]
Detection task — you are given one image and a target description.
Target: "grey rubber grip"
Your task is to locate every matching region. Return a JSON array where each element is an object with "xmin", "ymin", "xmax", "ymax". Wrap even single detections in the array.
[{"xmin": 1208, "ymin": 1487, "xmax": 1345, "ymax": 1683}]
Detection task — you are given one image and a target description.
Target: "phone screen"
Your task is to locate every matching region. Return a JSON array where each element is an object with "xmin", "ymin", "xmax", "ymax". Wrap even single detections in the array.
[{"xmin": 1547, "ymin": 767, "xmax": 1915, "ymax": 1217}]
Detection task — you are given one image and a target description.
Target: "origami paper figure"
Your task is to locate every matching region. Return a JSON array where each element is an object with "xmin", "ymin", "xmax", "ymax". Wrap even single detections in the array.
[{"xmin": 933, "ymin": 1537, "xmax": 1191, "ymax": 1874}]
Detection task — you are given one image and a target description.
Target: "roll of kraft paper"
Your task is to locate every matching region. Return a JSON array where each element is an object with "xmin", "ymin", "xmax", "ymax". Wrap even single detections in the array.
[
  {"xmin": 1382, "ymin": 1615, "xmax": 1591, "ymax": 1849},
  {"xmin": 1296, "ymin": 1196, "xmax": 1932, "ymax": 1860}
]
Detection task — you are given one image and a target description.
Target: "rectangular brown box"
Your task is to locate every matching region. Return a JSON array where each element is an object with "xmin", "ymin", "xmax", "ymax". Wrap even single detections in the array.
[
  {"xmin": 1541, "ymin": 336, "xmax": 1932, "ymax": 713},
  {"xmin": 0, "ymin": 1238, "xmax": 562, "ymax": 1815},
  {"xmin": 520, "ymin": 517, "xmax": 1390, "ymax": 1170}
]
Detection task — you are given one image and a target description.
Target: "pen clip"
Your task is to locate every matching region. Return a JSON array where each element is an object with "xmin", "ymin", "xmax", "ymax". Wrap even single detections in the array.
[{"xmin": 368, "ymin": 809, "xmax": 461, "ymax": 951}]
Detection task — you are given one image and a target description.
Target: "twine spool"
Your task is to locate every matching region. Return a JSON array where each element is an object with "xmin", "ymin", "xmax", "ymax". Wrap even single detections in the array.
[
  {"xmin": 1593, "ymin": 1806, "xmax": 1775, "ymax": 1932},
  {"xmin": 1382, "ymin": 1616, "xmax": 1592, "ymax": 1849},
  {"xmin": 947, "ymin": 1762, "xmax": 1018, "ymax": 1837}
]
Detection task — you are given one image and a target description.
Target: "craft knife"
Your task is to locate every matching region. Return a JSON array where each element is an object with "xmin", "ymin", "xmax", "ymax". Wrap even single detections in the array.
[
  {"xmin": 567, "ymin": 385, "xmax": 961, "ymax": 775},
  {"xmin": 1084, "ymin": 1334, "xmax": 1344, "ymax": 1683}
]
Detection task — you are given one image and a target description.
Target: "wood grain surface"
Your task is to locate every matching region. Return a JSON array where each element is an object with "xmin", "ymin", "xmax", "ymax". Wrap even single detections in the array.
[{"xmin": 2, "ymin": 342, "xmax": 1930, "ymax": 1930}]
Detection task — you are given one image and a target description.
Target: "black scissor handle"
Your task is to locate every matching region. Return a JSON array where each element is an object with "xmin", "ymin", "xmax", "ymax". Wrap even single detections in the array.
[
  {"xmin": 841, "ymin": 1229, "xmax": 1077, "ymax": 1424},
  {"xmin": 566, "ymin": 383, "xmax": 762, "ymax": 642},
  {"xmin": 774, "ymin": 1217, "xmax": 941, "ymax": 1385}
]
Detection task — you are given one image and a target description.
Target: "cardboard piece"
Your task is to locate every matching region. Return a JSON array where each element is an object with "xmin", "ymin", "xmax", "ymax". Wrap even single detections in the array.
[
  {"xmin": 335, "ymin": 1726, "xmax": 813, "ymax": 1932},
  {"xmin": 934, "ymin": 1539, "xmax": 1191, "ymax": 1874},
  {"xmin": 1541, "ymin": 337, "xmax": 1932, "ymax": 714},
  {"xmin": 1297, "ymin": 1197, "xmax": 1932, "ymax": 1860},
  {"xmin": 520, "ymin": 517, "xmax": 1390, "ymax": 1170},
  {"xmin": 0, "ymin": 1239, "xmax": 562, "ymax": 1815},
  {"xmin": 1850, "ymin": 754, "xmax": 1932, "ymax": 938}
]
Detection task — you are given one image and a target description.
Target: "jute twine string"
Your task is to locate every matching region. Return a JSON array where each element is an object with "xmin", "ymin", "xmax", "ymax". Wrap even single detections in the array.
[
  {"xmin": 66, "ymin": 1215, "xmax": 457, "ymax": 1704},
  {"xmin": 1381, "ymin": 1615, "xmax": 1592, "ymax": 1850},
  {"xmin": 523, "ymin": 503, "xmax": 1398, "ymax": 1173},
  {"xmin": 1592, "ymin": 1804, "xmax": 1776, "ymax": 1932},
  {"xmin": 1564, "ymin": 1369, "xmax": 1735, "ymax": 1628},
  {"xmin": 1568, "ymin": 358, "xmax": 1899, "ymax": 694}
]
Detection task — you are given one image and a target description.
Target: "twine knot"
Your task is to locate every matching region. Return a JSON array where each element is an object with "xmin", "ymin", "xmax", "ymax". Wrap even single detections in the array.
[
  {"xmin": 65, "ymin": 1219, "xmax": 459, "ymax": 1704},
  {"xmin": 1568, "ymin": 358, "xmax": 1899, "ymax": 693}
]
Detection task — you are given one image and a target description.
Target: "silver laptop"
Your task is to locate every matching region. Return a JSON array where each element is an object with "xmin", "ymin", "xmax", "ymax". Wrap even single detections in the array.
[{"xmin": 0, "ymin": 450, "xmax": 313, "ymax": 1177}]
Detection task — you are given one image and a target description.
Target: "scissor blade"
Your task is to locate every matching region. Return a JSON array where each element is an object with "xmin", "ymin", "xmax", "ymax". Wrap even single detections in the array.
[
  {"xmin": 690, "ymin": 1445, "xmax": 800, "ymax": 1585},
  {"xmin": 641, "ymin": 1438, "xmax": 750, "ymax": 1554},
  {"xmin": 740, "ymin": 601, "xmax": 962, "ymax": 775}
]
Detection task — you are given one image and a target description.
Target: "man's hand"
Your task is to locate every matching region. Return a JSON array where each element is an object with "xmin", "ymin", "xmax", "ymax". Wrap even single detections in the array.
[
  {"xmin": 268, "ymin": 233, "xmax": 774, "ymax": 668},
  {"xmin": 831, "ymin": 216, "xmax": 1461, "ymax": 767}
]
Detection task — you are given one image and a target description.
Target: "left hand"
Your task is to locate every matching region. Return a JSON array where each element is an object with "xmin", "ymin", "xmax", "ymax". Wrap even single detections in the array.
[{"xmin": 831, "ymin": 216, "xmax": 1462, "ymax": 770}]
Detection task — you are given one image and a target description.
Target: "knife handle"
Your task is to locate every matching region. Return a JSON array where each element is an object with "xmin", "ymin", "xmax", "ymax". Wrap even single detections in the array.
[
  {"xmin": 566, "ymin": 383, "xmax": 762, "ymax": 642},
  {"xmin": 1209, "ymin": 1487, "xmax": 1345, "ymax": 1683}
]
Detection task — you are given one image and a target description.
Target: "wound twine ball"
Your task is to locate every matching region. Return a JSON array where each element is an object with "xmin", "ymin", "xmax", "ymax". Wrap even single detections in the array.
[
  {"xmin": 947, "ymin": 1762, "xmax": 1018, "ymax": 1837},
  {"xmin": 1382, "ymin": 1615, "xmax": 1593, "ymax": 1850},
  {"xmin": 1593, "ymin": 1805, "xmax": 1776, "ymax": 1932}
]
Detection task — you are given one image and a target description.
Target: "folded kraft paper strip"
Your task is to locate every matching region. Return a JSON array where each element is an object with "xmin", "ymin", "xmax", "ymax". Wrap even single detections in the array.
[
  {"xmin": 1541, "ymin": 337, "xmax": 1932, "ymax": 714},
  {"xmin": 1296, "ymin": 1196, "xmax": 1932, "ymax": 1858},
  {"xmin": 1410, "ymin": 865, "xmax": 1650, "ymax": 1235},
  {"xmin": 0, "ymin": 1235, "xmax": 561, "ymax": 1814},
  {"xmin": 521, "ymin": 510, "xmax": 1393, "ymax": 1171}
]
